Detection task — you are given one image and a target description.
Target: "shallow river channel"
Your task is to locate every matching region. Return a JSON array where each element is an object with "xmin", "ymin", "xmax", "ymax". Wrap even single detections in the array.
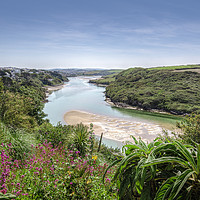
[{"xmin": 43, "ymin": 77, "xmax": 181, "ymax": 148}]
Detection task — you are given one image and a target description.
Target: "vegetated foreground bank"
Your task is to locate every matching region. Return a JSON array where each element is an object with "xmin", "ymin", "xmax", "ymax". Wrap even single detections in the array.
[
  {"xmin": 1, "ymin": 66, "xmax": 200, "ymax": 199},
  {"xmin": 105, "ymin": 67, "xmax": 200, "ymax": 115}
]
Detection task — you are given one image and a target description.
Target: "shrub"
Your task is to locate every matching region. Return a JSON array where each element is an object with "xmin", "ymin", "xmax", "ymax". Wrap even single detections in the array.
[
  {"xmin": 176, "ymin": 113, "xmax": 200, "ymax": 144},
  {"xmin": 0, "ymin": 122, "xmax": 35, "ymax": 161},
  {"xmin": 104, "ymin": 136, "xmax": 200, "ymax": 200},
  {"xmin": 35, "ymin": 122, "xmax": 72, "ymax": 147}
]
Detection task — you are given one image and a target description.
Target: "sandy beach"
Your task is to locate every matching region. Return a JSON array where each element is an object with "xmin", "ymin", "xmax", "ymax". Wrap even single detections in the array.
[{"xmin": 64, "ymin": 110, "xmax": 164, "ymax": 143}]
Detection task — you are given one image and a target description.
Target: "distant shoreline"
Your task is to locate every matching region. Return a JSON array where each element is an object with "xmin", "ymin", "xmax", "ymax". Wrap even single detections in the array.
[{"xmin": 105, "ymin": 97, "xmax": 181, "ymax": 117}]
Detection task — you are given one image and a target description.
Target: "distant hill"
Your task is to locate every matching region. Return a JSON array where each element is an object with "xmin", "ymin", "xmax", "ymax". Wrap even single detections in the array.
[{"xmin": 50, "ymin": 68, "xmax": 123, "ymax": 77}]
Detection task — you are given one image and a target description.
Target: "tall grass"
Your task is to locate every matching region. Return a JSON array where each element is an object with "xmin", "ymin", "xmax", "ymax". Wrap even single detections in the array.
[{"xmin": 0, "ymin": 122, "xmax": 37, "ymax": 160}]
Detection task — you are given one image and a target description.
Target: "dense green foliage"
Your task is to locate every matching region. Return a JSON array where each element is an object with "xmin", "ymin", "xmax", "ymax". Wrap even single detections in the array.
[
  {"xmin": 104, "ymin": 136, "xmax": 200, "ymax": 200},
  {"xmin": 106, "ymin": 67, "xmax": 200, "ymax": 115},
  {"xmin": 0, "ymin": 68, "xmax": 68, "ymax": 128},
  {"xmin": 176, "ymin": 113, "xmax": 200, "ymax": 144}
]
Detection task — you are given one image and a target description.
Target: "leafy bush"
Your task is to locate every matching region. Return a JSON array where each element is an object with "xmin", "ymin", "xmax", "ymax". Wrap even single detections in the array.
[
  {"xmin": 104, "ymin": 137, "xmax": 200, "ymax": 200},
  {"xmin": 35, "ymin": 122, "xmax": 72, "ymax": 147},
  {"xmin": 176, "ymin": 113, "xmax": 200, "ymax": 144},
  {"xmin": 0, "ymin": 122, "xmax": 36, "ymax": 161},
  {"xmin": 36, "ymin": 122, "xmax": 96, "ymax": 158},
  {"xmin": 0, "ymin": 91, "xmax": 38, "ymax": 128},
  {"xmin": 68, "ymin": 123, "xmax": 94, "ymax": 157}
]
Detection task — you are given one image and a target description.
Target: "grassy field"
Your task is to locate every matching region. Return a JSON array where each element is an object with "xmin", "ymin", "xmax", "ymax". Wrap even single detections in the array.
[{"xmin": 148, "ymin": 64, "xmax": 200, "ymax": 71}]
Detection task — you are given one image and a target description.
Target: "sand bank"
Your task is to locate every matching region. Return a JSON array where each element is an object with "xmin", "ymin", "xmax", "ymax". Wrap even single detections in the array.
[
  {"xmin": 45, "ymin": 84, "xmax": 65, "ymax": 92},
  {"xmin": 64, "ymin": 110, "xmax": 164, "ymax": 143},
  {"xmin": 44, "ymin": 84, "xmax": 66, "ymax": 98}
]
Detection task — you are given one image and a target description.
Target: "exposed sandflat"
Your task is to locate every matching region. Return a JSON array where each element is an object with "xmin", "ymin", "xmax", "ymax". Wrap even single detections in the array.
[
  {"xmin": 45, "ymin": 84, "xmax": 65, "ymax": 92},
  {"xmin": 44, "ymin": 84, "xmax": 66, "ymax": 98},
  {"xmin": 64, "ymin": 110, "xmax": 163, "ymax": 143}
]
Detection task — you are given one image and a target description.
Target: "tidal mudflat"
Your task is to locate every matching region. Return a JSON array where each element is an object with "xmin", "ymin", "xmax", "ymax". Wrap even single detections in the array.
[{"xmin": 64, "ymin": 110, "xmax": 163, "ymax": 143}]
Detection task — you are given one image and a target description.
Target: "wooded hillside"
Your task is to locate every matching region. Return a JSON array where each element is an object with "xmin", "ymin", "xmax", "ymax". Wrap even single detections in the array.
[{"xmin": 106, "ymin": 68, "xmax": 200, "ymax": 115}]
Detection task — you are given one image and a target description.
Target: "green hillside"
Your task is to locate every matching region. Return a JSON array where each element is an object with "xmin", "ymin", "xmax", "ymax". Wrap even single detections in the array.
[{"xmin": 106, "ymin": 67, "xmax": 200, "ymax": 115}]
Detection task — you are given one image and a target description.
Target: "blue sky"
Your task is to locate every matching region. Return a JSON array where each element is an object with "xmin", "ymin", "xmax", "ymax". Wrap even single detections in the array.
[{"xmin": 1, "ymin": 0, "xmax": 200, "ymax": 69}]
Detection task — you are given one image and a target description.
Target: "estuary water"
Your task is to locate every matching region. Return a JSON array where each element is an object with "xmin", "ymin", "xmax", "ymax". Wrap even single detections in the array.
[{"xmin": 43, "ymin": 76, "xmax": 181, "ymax": 148}]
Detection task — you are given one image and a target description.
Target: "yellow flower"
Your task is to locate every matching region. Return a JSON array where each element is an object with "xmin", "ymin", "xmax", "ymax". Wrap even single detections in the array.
[
  {"xmin": 86, "ymin": 179, "xmax": 92, "ymax": 184},
  {"xmin": 92, "ymin": 155, "xmax": 97, "ymax": 160},
  {"xmin": 68, "ymin": 171, "xmax": 71, "ymax": 175},
  {"xmin": 70, "ymin": 191, "xmax": 75, "ymax": 196}
]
